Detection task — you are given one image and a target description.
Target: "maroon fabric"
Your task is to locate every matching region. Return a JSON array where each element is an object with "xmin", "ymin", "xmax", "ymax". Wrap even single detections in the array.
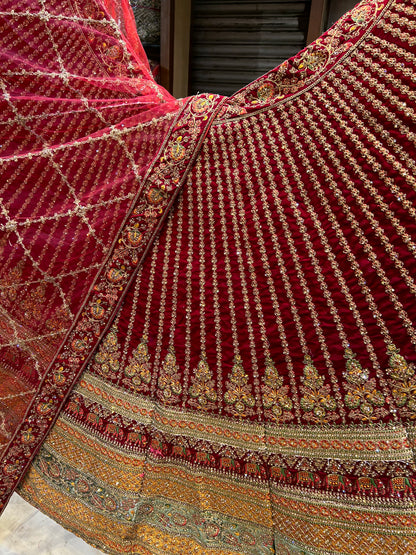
[{"xmin": 2, "ymin": 0, "xmax": 416, "ymax": 527}]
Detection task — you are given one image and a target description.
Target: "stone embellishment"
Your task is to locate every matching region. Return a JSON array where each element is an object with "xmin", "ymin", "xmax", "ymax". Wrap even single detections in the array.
[
  {"xmin": 124, "ymin": 337, "xmax": 151, "ymax": 392},
  {"xmin": 157, "ymin": 348, "xmax": 182, "ymax": 405},
  {"xmin": 300, "ymin": 356, "xmax": 337, "ymax": 423},
  {"xmin": 343, "ymin": 348, "xmax": 386, "ymax": 421},
  {"xmin": 188, "ymin": 357, "xmax": 217, "ymax": 411},
  {"xmin": 261, "ymin": 357, "xmax": 293, "ymax": 422},
  {"xmin": 224, "ymin": 355, "xmax": 255, "ymax": 417},
  {"xmin": 387, "ymin": 344, "xmax": 416, "ymax": 418},
  {"xmin": 93, "ymin": 327, "xmax": 120, "ymax": 379}
]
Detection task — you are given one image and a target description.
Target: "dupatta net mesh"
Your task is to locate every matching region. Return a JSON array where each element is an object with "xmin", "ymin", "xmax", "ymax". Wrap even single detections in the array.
[{"xmin": 1, "ymin": 0, "xmax": 416, "ymax": 554}]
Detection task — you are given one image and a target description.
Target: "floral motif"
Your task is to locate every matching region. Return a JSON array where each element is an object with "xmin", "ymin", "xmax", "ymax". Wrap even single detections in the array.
[
  {"xmin": 123, "ymin": 337, "xmax": 151, "ymax": 392},
  {"xmin": 386, "ymin": 345, "xmax": 416, "ymax": 418},
  {"xmin": 157, "ymin": 348, "xmax": 182, "ymax": 404},
  {"xmin": 343, "ymin": 348, "xmax": 386, "ymax": 421},
  {"xmin": 224, "ymin": 356, "xmax": 255, "ymax": 417},
  {"xmin": 92, "ymin": 327, "xmax": 120, "ymax": 379},
  {"xmin": 300, "ymin": 356, "xmax": 337, "ymax": 423},
  {"xmin": 188, "ymin": 357, "xmax": 217, "ymax": 411},
  {"xmin": 261, "ymin": 357, "xmax": 293, "ymax": 422}
]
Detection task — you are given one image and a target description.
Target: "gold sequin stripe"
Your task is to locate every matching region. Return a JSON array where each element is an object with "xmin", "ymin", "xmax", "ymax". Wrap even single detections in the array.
[
  {"xmin": 308, "ymin": 81, "xmax": 415, "ymax": 255},
  {"xmin": 140, "ymin": 232, "xmax": 160, "ymax": 349},
  {"xmin": 230, "ymin": 120, "xmax": 301, "ymax": 421},
  {"xmin": 263, "ymin": 113, "xmax": 354, "ymax": 355},
  {"xmin": 194, "ymin": 149, "xmax": 208, "ymax": 364},
  {"xmin": 166, "ymin": 193, "xmax": 185, "ymax": 352},
  {"xmin": 361, "ymin": 37, "xmax": 416, "ymax": 104},
  {"xmin": 235, "ymin": 116, "xmax": 307, "ymax": 422},
  {"xmin": 378, "ymin": 12, "xmax": 416, "ymax": 45},
  {"xmin": 118, "ymin": 267, "xmax": 144, "ymax": 371},
  {"xmin": 327, "ymin": 64, "xmax": 416, "ymax": 184},
  {"xmin": 383, "ymin": 3, "xmax": 416, "ymax": 30},
  {"xmin": 178, "ymin": 179, "xmax": 194, "ymax": 405},
  {"xmin": 325, "ymin": 78, "xmax": 416, "ymax": 224},
  {"xmin": 184, "ymin": 154, "xmax": 213, "ymax": 408},
  {"xmin": 269, "ymin": 106, "xmax": 393, "ymax": 413},
  {"xmin": 311, "ymin": 85, "xmax": 416, "ymax": 299},
  {"xmin": 149, "ymin": 211, "xmax": 175, "ymax": 395},
  {"xmin": 347, "ymin": 56, "xmax": 416, "ymax": 166},
  {"xmin": 233, "ymin": 118, "xmax": 311, "ymax": 361},
  {"xmin": 201, "ymin": 142, "xmax": 224, "ymax": 410},
  {"xmin": 261, "ymin": 112, "xmax": 346, "ymax": 421},
  {"xmin": 394, "ymin": 2, "xmax": 416, "ymax": 17},
  {"xmin": 221, "ymin": 123, "xmax": 269, "ymax": 417},
  {"xmin": 283, "ymin": 101, "xmax": 397, "ymax": 348},
  {"xmin": 266, "ymin": 105, "xmax": 390, "ymax": 416},
  {"xmin": 162, "ymin": 189, "xmax": 192, "ymax": 405},
  {"xmin": 294, "ymin": 96, "xmax": 416, "ymax": 348},
  {"xmin": 215, "ymin": 124, "xmax": 262, "ymax": 418},
  {"xmin": 279, "ymin": 103, "xmax": 400, "ymax": 416},
  {"xmin": 299, "ymin": 87, "xmax": 416, "ymax": 314}
]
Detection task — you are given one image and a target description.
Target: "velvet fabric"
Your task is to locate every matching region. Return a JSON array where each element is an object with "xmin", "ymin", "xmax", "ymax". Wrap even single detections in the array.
[{"xmin": 2, "ymin": 0, "xmax": 416, "ymax": 553}]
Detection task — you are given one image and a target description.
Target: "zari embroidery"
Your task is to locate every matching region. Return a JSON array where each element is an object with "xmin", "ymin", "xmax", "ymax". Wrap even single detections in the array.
[
  {"xmin": 224, "ymin": 356, "xmax": 256, "ymax": 417},
  {"xmin": 343, "ymin": 348, "xmax": 386, "ymax": 421},
  {"xmin": 188, "ymin": 357, "xmax": 218, "ymax": 411},
  {"xmin": 300, "ymin": 356, "xmax": 337, "ymax": 423},
  {"xmin": 387, "ymin": 344, "xmax": 416, "ymax": 418}
]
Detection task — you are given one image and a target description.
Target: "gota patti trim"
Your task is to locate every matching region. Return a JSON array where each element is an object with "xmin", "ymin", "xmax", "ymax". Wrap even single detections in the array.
[{"xmin": 74, "ymin": 373, "xmax": 414, "ymax": 462}]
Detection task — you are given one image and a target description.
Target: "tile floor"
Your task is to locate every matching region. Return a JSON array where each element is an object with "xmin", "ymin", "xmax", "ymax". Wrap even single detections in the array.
[{"xmin": 0, "ymin": 494, "xmax": 103, "ymax": 554}]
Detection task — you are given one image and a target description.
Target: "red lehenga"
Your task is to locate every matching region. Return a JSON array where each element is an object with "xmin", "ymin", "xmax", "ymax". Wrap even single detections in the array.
[{"xmin": 1, "ymin": 0, "xmax": 416, "ymax": 553}]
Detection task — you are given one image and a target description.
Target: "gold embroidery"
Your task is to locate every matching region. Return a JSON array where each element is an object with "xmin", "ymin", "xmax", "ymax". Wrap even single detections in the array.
[
  {"xmin": 343, "ymin": 348, "xmax": 386, "ymax": 421},
  {"xmin": 123, "ymin": 337, "xmax": 151, "ymax": 392},
  {"xmin": 387, "ymin": 345, "xmax": 416, "ymax": 418},
  {"xmin": 93, "ymin": 327, "xmax": 120, "ymax": 378},
  {"xmin": 188, "ymin": 357, "xmax": 217, "ymax": 411},
  {"xmin": 300, "ymin": 356, "xmax": 337, "ymax": 423},
  {"xmin": 261, "ymin": 357, "xmax": 293, "ymax": 422},
  {"xmin": 157, "ymin": 348, "xmax": 182, "ymax": 404},
  {"xmin": 224, "ymin": 356, "xmax": 255, "ymax": 417}
]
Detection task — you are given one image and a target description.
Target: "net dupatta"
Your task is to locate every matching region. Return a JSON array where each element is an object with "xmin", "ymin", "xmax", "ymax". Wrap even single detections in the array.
[
  {"xmin": 100, "ymin": 0, "xmax": 152, "ymax": 75},
  {"xmin": 0, "ymin": 0, "xmax": 222, "ymax": 511}
]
